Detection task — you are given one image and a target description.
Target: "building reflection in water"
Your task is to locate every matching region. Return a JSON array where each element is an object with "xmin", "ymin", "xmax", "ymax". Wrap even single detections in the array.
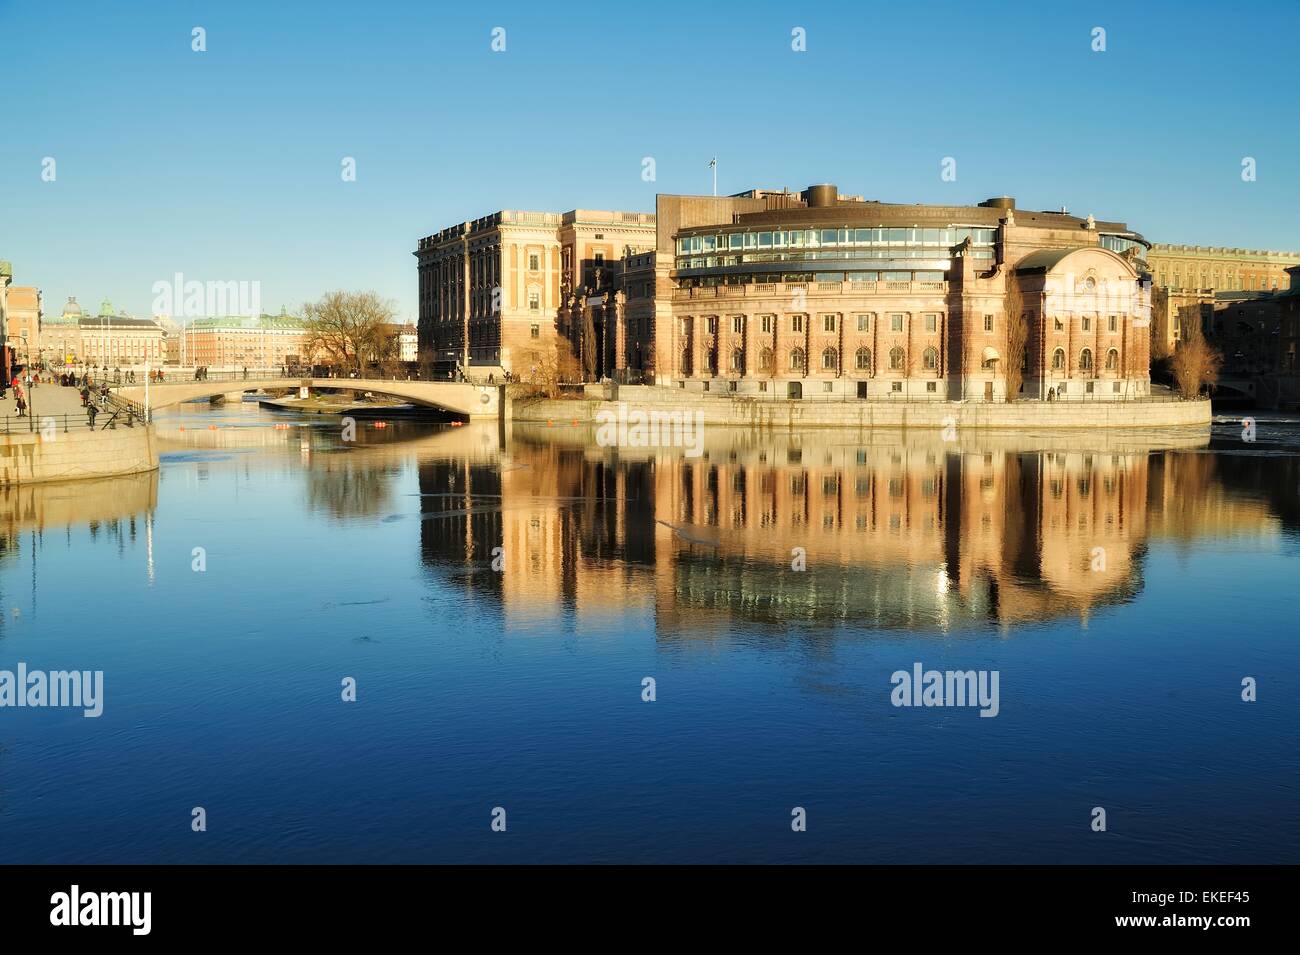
[{"xmin": 417, "ymin": 424, "xmax": 1283, "ymax": 635}]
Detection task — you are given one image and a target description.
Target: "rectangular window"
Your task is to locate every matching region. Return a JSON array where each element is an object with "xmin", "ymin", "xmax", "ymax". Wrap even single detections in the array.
[
  {"xmin": 891, "ymin": 381, "xmax": 903, "ymax": 392},
  {"xmin": 706, "ymin": 316, "xmax": 717, "ymax": 334},
  {"xmin": 890, "ymin": 314, "xmax": 904, "ymax": 332},
  {"xmin": 732, "ymin": 315, "xmax": 744, "ymax": 334},
  {"xmin": 926, "ymin": 381, "xmax": 937, "ymax": 392},
  {"xmin": 1108, "ymin": 315, "xmax": 1117, "ymax": 332},
  {"xmin": 761, "ymin": 315, "xmax": 773, "ymax": 333},
  {"xmin": 792, "ymin": 315, "xmax": 804, "ymax": 333},
  {"xmin": 823, "ymin": 314, "xmax": 837, "ymax": 332},
  {"xmin": 1082, "ymin": 316, "xmax": 1092, "ymax": 331},
  {"xmin": 530, "ymin": 324, "xmax": 539, "ymax": 338},
  {"xmin": 528, "ymin": 291, "xmax": 540, "ymax": 311},
  {"xmin": 528, "ymin": 253, "xmax": 539, "ymax": 271},
  {"xmin": 983, "ymin": 314, "xmax": 993, "ymax": 332},
  {"xmin": 1054, "ymin": 317, "xmax": 1064, "ymax": 331},
  {"xmin": 925, "ymin": 313, "xmax": 938, "ymax": 332},
  {"xmin": 856, "ymin": 314, "xmax": 870, "ymax": 332}
]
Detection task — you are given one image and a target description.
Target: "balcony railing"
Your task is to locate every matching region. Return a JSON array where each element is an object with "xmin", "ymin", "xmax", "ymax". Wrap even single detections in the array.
[{"xmin": 673, "ymin": 280, "xmax": 949, "ymax": 300}]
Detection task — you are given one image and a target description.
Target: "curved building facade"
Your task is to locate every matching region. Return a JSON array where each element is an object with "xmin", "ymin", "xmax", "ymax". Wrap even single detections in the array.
[{"xmin": 647, "ymin": 185, "xmax": 1152, "ymax": 401}]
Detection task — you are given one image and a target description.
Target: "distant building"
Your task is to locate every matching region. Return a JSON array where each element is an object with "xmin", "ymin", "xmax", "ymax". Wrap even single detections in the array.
[
  {"xmin": 76, "ymin": 300, "xmax": 166, "ymax": 366},
  {"xmin": 397, "ymin": 323, "xmax": 418, "ymax": 363},
  {"xmin": 180, "ymin": 312, "xmax": 309, "ymax": 369},
  {"xmin": 41, "ymin": 297, "xmax": 85, "ymax": 365},
  {"xmin": 1148, "ymin": 245, "xmax": 1300, "ymax": 355},
  {"xmin": 4, "ymin": 285, "xmax": 43, "ymax": 362}
]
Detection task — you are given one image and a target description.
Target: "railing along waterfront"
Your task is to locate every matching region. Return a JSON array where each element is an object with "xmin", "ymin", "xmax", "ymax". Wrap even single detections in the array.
[{"xmin": 674, "ymin": 279, "xmax": 949, "ymax": 299}]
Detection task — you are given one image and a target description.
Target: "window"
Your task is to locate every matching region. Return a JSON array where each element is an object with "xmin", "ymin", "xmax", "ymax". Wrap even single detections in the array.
[
  {"xmin": 731, "ymin": 315, "xmax": 744, "ymax": 334},
  {"xmin": 791, "ymin": 315, "xmax": 804, "ymax": 333},
  {"xmin": 1080, "ymin": 348, "xmax": 1094, "ymax": 373},
  {"xmin": 925, "ymin": 313, "xmax": 937, "ymax": 332},
  {"xmin": 1105, "ymin": 348, "xmax": 1118, "ymax": 371},
  {"xmin": 821, "ymin": 347, "xmax": 838, "ymax": 371},
  {"xmin": 1051, "ymin": 348, "xmax": 1065, "ymax": 370},
  {"xmin": 823, "ymin": 381, "xmax": 834, "ymax": 393},
  {"xmin": 528, "ymin": 291, "xmax": 540, "ymax": 311},
  {"xmin": 984, "ymin": 314, "xmax": 993, "ymax": 332},
  {"xmin": 890, "ymin": 314, "xmax": 904, "ymax": 332},
  {"xmin": 1082, "ymin": 316, "xmax": 1092, "ymax": 331},
  {"xmin": 1108, "ymin": 314, "xmax": 1117, "ymax": 333},
  {"xmin": 730, "ymin": 348, "xmax": 744, "ymax": 372},
  {"xmin": 926, "ymin": 381, "xmax": 937, "ymax": 392},
  {"xmin": 528, "ymin": 253, "xmax": 539, "ymax": 271},
  {"xmin": 855, "ymin": 347, "xmax": 872, "ymax": 371},
  {"xmin": 889, "ymin": 346, "xmax": 905, "ymax": 370},
  {"xmin": 922, "ymin": 346, "xmax": 938, "ymax": 370},
  {"xmin": 759, "ymin": 347, "xmax": 773, "ymax": 371},
  {"xmin": 706, "ymin": 316, "xmax": 717, "ymax": 334},
  {"xmin": 856, "ymin": 314, "xmax": 870, "ymax": 332},
  {"xmin": 789, "ymin": 348, "xmax": 806, "ymax": 372},
  {"xmin": 530, "ymin": 324, "xmax": 540, "ymax": 338},
  {"xmin": 761, "ymin": 315, "xmax": 773, "ymax": 333},
  {"xmin": 1054, "ymin": 317, "xmax": 1064, "ymax": 332},
  {"xmin": 679, "ymin": 317, "xmax": 691, "ymax": 336},
  {"xmin": 891, "ymin": 381, "xmax": 903, "ymax": 392},
  {"xmin": 594, "ymin": 252, "xmax": 604, "ymax": 265},
  {"xmin": 823, "ymin": 314, "xmax": 837, "ymax": 332}
]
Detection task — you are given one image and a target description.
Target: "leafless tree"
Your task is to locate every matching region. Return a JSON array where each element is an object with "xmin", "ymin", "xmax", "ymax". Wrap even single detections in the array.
[
  {"xmin": 1171, "ymin": 310, "xmax": 1222, "ymax": 398},
  {"xmin": 1004, "ymin": 270, "xmax": 1029, "ymax": 402},
  {"xmin": 303, "ymin": 291, "xmax": 397, "ymax": 376}
]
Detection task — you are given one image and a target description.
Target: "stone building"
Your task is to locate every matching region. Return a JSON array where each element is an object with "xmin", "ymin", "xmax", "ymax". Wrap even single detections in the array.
[
  {"xmin": 4, "ymin": 284, "xmax": 43, "ymax": 364},
  {"xmin": 180, "ymin": 312, "xmax": 309, "ymax": 369},
  {"xmin": 415, "ymin": 209, "xmax": 655, "ymax": 377},
  {"xmin": 645, "ymin": 185, "xmax": 1151, "ymax": 401},
  {"xmin": 76, "ymin": 301, "xmax": 166, "ymax": 366},
  {"xmin": 1147, "ymin": 245, "xmax": 1300, "ymax": 356}
]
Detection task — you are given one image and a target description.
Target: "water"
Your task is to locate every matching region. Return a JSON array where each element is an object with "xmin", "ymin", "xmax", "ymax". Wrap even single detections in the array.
[{"xmin": 1, "ymin": 402, "xmax": 1297, "ymax": 863}]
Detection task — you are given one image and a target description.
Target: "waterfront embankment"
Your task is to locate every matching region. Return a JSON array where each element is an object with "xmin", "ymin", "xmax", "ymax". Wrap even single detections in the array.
[
  {"xmin": 508, "ymin": 385, "xmax": 1212, "ymax": 431},
  {"xmin": 0, "ymin": 384, "xmax": 158, "ymax": 486}
]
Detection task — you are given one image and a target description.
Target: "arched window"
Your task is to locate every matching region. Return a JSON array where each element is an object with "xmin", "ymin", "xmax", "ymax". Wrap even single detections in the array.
[
  {"xmin": 889, "ymin": 346, "xmax": 905, "ymax": 371},
  {"xmin": 821, "ymin": 347, "xmax": 838, "ymax": 371},
  {"xmin": 1105, "ymin": 348, "xmax": 1119, "ymax": 372},
  {"xmin": 1051, "ymin": 348, "xmax": 1065, "ymax": 371},
  {"xmin": 789, "ymin": 347, "xmax": 806, "ymax": 372},
  {"xmin": 922, "ymin": 346, "xmax": 938, "ymax": 370},
  {"xmin": 759, "ymin": 347, "xmax": 773, "ymax": 371},
  {"xmin": 730, "ymin": 348, "xmax": 744, "ymax": 373},
  {"xmin": 855, "ymin": 347, "xmax": 872, "ymax": 371},
  {"xmin": 1079, "ymin": 348, "xmax": 1093, "ymax": 374}
]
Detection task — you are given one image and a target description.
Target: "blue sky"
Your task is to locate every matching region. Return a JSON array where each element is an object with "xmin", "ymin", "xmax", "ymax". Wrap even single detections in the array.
[{"xmin": 1, "ymin": 0, "xmax": 1297, "ymax": 321}]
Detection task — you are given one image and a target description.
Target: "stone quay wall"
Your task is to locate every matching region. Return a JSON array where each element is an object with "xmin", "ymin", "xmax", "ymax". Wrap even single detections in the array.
[
  {"xmin": 508, "ymin": 387, "xmax": 1212, "ymax": 431},
  {"xmin": 0, "ymin": 423, "xmax": 159, "ymax": 487}
]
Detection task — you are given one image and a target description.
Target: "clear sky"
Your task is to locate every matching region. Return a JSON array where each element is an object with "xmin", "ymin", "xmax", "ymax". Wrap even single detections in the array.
[{"xmin": 2, "ymin": 0, "xmax": 1297, "ymax": 321}]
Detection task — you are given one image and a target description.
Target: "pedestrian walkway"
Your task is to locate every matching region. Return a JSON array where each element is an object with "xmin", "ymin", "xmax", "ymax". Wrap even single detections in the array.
[{"xmin": 0, "ymin": 380, "xmax": 100, "ymax": 430}]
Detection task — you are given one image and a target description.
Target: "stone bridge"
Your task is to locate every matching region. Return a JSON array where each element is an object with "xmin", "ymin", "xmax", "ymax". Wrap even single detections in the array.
[{"xmin": 113, "ymin": 378, "xmax": 501, "ymax": 418}]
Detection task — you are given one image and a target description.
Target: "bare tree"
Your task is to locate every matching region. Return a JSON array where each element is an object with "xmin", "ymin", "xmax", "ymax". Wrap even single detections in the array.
[
  {"xmin": 518, "ymin": 337, "xmax": 582, "ymax": 399},
  {"xmin": 1171, "ymin": 308, "xmax": 1222, "ymax": 398},
  {"xmin": 1004, "ymin": 270, "xmax": 1029, "ymax": 402},
  {"xmin": 302, "ymin": 291, "xmax": 397, "ymax": 375}
]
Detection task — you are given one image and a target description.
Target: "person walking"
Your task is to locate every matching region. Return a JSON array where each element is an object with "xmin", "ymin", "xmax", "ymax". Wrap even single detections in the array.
[
  {"xmin": 14, "ymin": 384, "xmax": 26, "ymax": 418},
  {"xmin": 86, "ymin": 400, "xmax": 98, "ymax": 428}
]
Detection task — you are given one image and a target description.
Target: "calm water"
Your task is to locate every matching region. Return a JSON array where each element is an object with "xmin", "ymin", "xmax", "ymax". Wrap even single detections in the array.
[{"xmin": 1, "ymin": 403, "xmax": 1297, "ymax": 863}]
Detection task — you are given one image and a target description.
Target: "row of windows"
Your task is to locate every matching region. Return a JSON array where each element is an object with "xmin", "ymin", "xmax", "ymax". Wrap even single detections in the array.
[
  {"xmin": 686, "ymin": 346, "xmax": 937, "ymax": 373},
  {"xmin": 683, "ymin": 345, "xmax": 1123, "ymax": 374},
  {"xmin": 676, "ymin": 227, "xmax": 998, "ymax": 255},
  {"xmin": 682, "ymin": 313, "xmax": 945, "ymax": 335}
]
